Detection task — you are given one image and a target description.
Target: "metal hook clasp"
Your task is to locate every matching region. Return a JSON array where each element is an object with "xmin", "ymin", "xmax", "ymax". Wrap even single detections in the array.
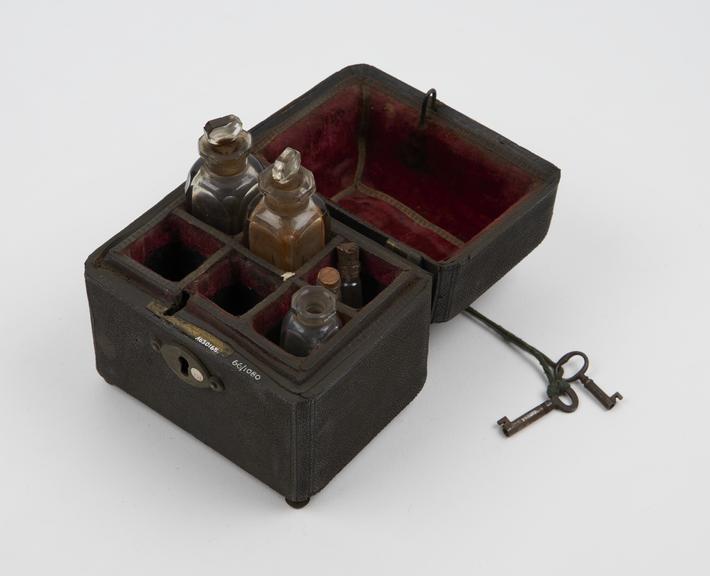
[{"xmin": 419, "ymin": 88, "xmax": 437, "ymax": 128}]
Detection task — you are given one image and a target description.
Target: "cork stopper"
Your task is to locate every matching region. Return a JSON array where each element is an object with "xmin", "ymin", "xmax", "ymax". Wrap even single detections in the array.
[
  {"xmin": 317, "ymin": 266, "xmax": 342, "ymax": 295},
  {"xmin": 336, "ymin": 242, "xmax": 360, "ymax": 277}
]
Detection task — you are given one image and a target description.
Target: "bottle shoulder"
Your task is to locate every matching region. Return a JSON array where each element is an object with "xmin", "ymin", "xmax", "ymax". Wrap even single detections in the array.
[
  {"xmin": 188, "ymin": 155, "xmax": 261, "ymax": 234},
  {"xmin": 281, "ymin": 312, "xmax": 342, "ymax": 355},
  {"xmin": 191, "ymin": 161, "xmax": 259, "ymax": 200},
  {"xmin": 249, "ymin": 199, "xmax": 325, "ymax": 235}
]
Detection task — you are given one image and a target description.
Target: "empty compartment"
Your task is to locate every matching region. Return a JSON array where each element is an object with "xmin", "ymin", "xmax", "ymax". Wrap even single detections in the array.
[
  {"xmin": 253, "ymin": 286, "xmax": 351, "ymax": 355},
  {"xmin": 259, "ymin": 85, "xmax": 538, "ymax": 262},
  {"xmin": 125, "ymin": 214, "xmax": 222, "ymax": 281},
  {"xmin": 303, "ymin": 243, "xmax": 401, "ymax": 308},
  {"xmin": 192, "ymin": 252, "xmax": 282, "ymax": 316}
]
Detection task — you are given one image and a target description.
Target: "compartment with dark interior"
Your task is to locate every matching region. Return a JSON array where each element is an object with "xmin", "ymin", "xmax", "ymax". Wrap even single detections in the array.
[
  {"xmin": 303, "ymin": 243, "xmax": 401, "ymax": 308},
  {"xmin": 251, "ymin": 284, "xmax": 352, "ymax": 355},
  {"xmin": 124, "ymin": 214, "xmax": 222, "ymax": 281},
  {"xmin": 256, "ymin": 82, "xmax": 539, "ymax": 262},
  {"xmin": 191, "ymin": 251, "xmax": 282, "ymax": 316}
]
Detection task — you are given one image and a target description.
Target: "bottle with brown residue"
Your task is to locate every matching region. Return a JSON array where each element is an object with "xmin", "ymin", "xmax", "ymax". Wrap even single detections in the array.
[{"xmin": 247, "ymin": 147, "xmax": 327, "ymax": 272}]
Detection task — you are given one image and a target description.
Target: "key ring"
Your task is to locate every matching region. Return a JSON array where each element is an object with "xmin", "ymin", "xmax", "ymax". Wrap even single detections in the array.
[
  {"xmin": 549, "ymin": 388, "xmax": 579, "ymax": 413},
  {"xmin": 463, "ymin": 306, "xmax": 623, "ymax": 435},
  {"xmin": 554, "ymin": 350, "xmax": 589, "ymax": 383}
]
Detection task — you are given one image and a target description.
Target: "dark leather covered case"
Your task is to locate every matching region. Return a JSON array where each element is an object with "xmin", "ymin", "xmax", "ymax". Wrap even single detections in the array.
[{"xmin": 85, "ymin": 65, "xmax": 560, "ymax": 505}]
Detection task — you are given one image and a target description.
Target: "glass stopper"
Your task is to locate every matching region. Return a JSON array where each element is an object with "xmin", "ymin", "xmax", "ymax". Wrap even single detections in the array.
[
  {"xmin": 273, "ymin": 147, "xmax": 301, "ymax": 185},
  {"xmin": 204, "ymin": 115, "xmax": 244, "ymax": 145}
]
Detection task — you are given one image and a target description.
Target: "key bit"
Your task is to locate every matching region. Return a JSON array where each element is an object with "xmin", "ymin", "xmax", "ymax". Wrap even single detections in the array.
[
  {"xmin": 498, "ymin": 400, "xmax": 554, "ymax": 437},
  {"xmin": 579, "ymin": 374, "xmax": 623, "ymax": 409},
  {"xmin": 498, "ymin": 389, "xmax": 579, "ymax": 437}
]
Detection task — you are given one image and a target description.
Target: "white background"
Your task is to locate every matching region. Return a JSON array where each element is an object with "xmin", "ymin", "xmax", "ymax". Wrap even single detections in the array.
[{"xmin": 1, "ymin": 1, "xmax": 707, "ymax": 574}]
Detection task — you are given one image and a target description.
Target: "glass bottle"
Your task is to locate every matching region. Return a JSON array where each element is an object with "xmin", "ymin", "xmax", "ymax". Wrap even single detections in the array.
[
  {"xmin": 187, "ymin": 115, "xmax": 262, "ymax": 235},
  {"xmin": 280, "ymin": 286, "xmax": 342, "ymax": 356},
  {"xmin": 337, "ymin": 242, "xmax": 364, "ymax": 308},
  {"xmin": 317, "ymin": 266, "xmax": 341, "ymax": 300},
  {"xmin": 247, "ymin": 147, "xmax": 327, "ymax": 272}
]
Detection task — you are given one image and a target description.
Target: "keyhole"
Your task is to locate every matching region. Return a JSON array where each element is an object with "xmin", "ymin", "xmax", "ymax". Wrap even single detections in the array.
[{"xmin": 178, "ymin": 356, "xmax": 189, "ymax": 376}]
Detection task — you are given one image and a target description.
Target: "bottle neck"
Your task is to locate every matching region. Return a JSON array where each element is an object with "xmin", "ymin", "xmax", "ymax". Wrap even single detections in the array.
[
  {"xmin": 203, "ymin": 154, "xmax": 248, "ymax": 177},
  {"xmin": 291, "ymin": 286, "xmax": 337, "ymax": 326},
  {"xmin": 339, "ymin": 265, "xmax": 360, "ymax": 282},
  {"xmin": 295, "ymin": 309, "xmax": 336, "ymax": 327},
  {"xmin": 264, "ymin": 188, "xmax": 312, "ymax": 215}
]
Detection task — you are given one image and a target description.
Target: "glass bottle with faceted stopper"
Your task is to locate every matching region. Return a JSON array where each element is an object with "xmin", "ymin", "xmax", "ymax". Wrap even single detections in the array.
[
  {"xmin": 280, "ymin": 286, "xmax": 342, "ymax": 356},
  {"xmin": 187, "ymin": 115, "xmax": 262, "ymax": 235},
  {"xmin": 247, "ymin": 147, "xmax": 327, "ymax": 272}
]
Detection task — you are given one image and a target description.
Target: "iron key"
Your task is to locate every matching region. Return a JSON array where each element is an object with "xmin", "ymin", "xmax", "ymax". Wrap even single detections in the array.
[
  {"xmin": 497, "ymin": 389, "xmax": 579, "ymax": 437},
  {"xmin": 579, "ymin": 374, "xmax": 623, "ymax": 409},
  {"xmin": 555, "ymin": 351, "xmax": 623, "ymax": 410}
]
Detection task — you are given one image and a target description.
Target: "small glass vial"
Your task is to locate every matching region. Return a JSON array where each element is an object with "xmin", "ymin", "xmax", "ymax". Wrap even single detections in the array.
[
  {"xmin": 337, "ymin": 242, "xmax": 364, "ymax": 308},
  {"xmin": 317, "ymin": 266, "xmax": 342, "ymax": 300},
  {"xmin": 280, "ymin": 286, "xmax": 342, "ymax": 357},
  {"xmin": 247, "ymin": 147, "xmax": 327, "ymax": 272},
  {"xmin": 187, "ymin": 115, "xmax": 262, "ymax": 235}
]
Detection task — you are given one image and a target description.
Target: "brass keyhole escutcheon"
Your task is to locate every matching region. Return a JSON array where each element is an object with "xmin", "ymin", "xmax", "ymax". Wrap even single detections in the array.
[{"xmin": 151, "ymin": 338, "xmax": 224, "ymax": 391}]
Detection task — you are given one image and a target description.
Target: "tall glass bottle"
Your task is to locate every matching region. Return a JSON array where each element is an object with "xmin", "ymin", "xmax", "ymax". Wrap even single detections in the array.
[
  {"xmin": 247, "ymin": 147, "xmax": 327, "ymax": 272},
  {"xmin": 280, "ymin": 286, "xmax": 342, "ymax": 357},
  {"xmin": 187, "ymin": 115, "xmax": 262, "ymax": 235},
  {"xmin": 337, "ymin": 242, "xmax": 364, "ymax": 308}
]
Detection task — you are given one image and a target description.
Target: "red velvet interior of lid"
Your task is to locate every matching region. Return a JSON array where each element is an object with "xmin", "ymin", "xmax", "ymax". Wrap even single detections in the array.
[
  {"xmin": 260, "ymin": 85, "xmax": 536, "ymax": 262},
  {"xmin": 335, "ymin": 194, "xmax": 459, "ymax": 261},
  {"xmin": 361, "ymin": 90, "xmax": 534, "ymax": 243},
  {"xmin": 263, "ymin": 84, "xmax": 362, "ymax": 199}
]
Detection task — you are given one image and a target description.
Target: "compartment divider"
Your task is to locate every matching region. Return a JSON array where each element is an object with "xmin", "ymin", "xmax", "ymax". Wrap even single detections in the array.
[
  {"xmin": 172, "ymin": 206, "xmax": 236, "ymax": 247},
  {"xmin": 290, "ymin": 235, "xmax": 346, "ymax": 280}
]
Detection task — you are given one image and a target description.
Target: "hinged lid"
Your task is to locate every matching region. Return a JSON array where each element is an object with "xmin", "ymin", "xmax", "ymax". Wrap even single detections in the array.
[{"xmin": 250, "ymin": 64, "xmax": 561, "ymax": 322}]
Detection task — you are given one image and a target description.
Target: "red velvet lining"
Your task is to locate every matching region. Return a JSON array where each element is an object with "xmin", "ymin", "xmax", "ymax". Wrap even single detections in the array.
[
  {"xmin": 263, "ymin": 84, "xmax": 361, "ymax": 199},
  {"xmin": 361, "ymin": 90, "xmax": 534, "ymax": 243},
  {"xmin": 252, "ymin": 286, "xmax": 298, "ymax": 344},
  {"xmin": 259, "ymin": 85, "xmax": 538, "ymax": 261},
  {"xmin": 192, "ymin": 253, "xmax": 281, "ymax": 316},
  {"xmin": 125, "ymin": 215, "xmax": 222, "ymax": 280},
  {"xmin": 194, "ymin": 255, "xmax": 279, "ymax": 300},
  {"xmin": 336, "ymin": 194, "xmax": 457, "ymax": 261}
]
